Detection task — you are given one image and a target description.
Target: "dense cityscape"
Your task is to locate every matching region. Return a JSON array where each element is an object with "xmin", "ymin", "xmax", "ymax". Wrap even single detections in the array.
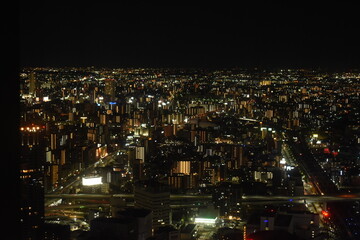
[{"xmin": 18, "ymin": 67, "xmax": 360, "ymax": 240}]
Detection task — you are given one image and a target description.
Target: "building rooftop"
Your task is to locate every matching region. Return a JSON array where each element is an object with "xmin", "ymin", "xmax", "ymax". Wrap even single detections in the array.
[{"xmin": 181, "ymin": 224, "xmax": 197, "ymax": 234}]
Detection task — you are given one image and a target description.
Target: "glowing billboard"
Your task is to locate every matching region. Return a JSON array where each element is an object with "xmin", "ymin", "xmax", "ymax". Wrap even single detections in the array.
[
  {"xmin": 82, "ymin": 176, "xmax": 102, "ymax": 186},
  {"xmin": 194, "ymin": 218, "xmax": 216, "ymax": 224}
]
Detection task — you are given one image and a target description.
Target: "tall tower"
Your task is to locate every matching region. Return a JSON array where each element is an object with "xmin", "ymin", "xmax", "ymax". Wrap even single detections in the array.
[
  {"xmin": 19, "ymin": 124, "xmax": 46, "ymax": 239},
  {"xmin": 134, "ymin": 180, "xmax": 170, "ymax": 230},
  {"xmin": 29, "ymin": 72, "xmax": 36, "ymax": 96},
  {"xmin": 104, "ymin": 79, "xmax": 116, "ymax": 101}
]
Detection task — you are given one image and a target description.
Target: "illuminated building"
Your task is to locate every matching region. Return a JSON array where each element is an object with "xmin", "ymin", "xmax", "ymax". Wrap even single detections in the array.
[
  {"xmin": 168, "ymin": 173, "xmax": 189, "ymax": 190},
  {"xmin": 19, "ymin": 125, "xmax": 46, "ymax": 239},
  {"xmin": 232, "ymin": 145, "xmax": 246, "ymax": 169},
  {"xmin": 172, "ymin": 160, "xmax": 190, "ymax": 175},
  {"xmin": 134, "ymin": 180, "xmax": 170, "ymax": 230},
  {"xmin": 20, "ymin": 125, "xmax": 43, "ymax": 146},
  {"xmin": 133, "ymin": 158, "xmax": 144, "ymax": 181},
  {"xmin": 135, "ymin": 146, "xmax": 145, "ymax": 163},
  {"xmin": 29, "ymin": 72, "xmax": 37, "ymax": 96},
  {"xmin": 213, "ymin": 182, "xmax": 243, "ymax": 217},
  {"xmin": 104, "ymin": 79, "xmax": 116, "ymax": 101}
]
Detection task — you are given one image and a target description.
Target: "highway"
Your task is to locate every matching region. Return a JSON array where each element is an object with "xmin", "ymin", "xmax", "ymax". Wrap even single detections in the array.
[
  {"xmin": 45, "ymin": 193, "xmax": 360, "ymax": 203},
  {"xmin": 284, "ymin": 130, "xmax": 357, "ymax": 240},
  {"xmin": 45, "ymin": 150, "xmax": 120, "ymax": 206}
]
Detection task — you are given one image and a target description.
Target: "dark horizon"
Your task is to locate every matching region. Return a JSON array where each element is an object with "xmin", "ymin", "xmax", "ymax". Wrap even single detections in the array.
[{"xmin": 19, "ymin": 3, "xmax": 360, "ymax": 70}]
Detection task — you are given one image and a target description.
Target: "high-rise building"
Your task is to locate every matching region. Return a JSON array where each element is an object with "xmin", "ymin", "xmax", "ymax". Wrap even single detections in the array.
[
  {"xmin": 172, "ymin": 161, "xmax": 191, "ymax": 175},
  {"xmin": 134, "ymin": 180, "xmax": 170, "ymax": 230},
  {"xmin": 19, "ymin": 125, "xmax": 46, "ymax": 239},
  {"xmin": 104, "ymin": 79, "xmax": 116, "ymax": 101},
  {"xmin": 133, "ymin": 158, "xmax": 144, "ymax": 181},
  {"xmin": 136, "ymin": 146, "xmax": 145, "ymax": 162},
  {"xmin": 233, "ymin": 145, "xmax": 246, "ymax": 169},
  {"xmin": 29, "ymin": 72, "xmax": 37, "ymax": 96}
]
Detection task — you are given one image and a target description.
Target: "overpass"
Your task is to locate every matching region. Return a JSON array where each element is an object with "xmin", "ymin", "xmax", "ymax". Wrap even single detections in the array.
[{"xmin": 45, "ymin": 193, "xmax": 360, "ymax": 203}]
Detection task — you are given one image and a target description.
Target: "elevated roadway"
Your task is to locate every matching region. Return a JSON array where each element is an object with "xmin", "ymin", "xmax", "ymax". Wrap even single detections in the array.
[
  {"xmin": 284, "ymin": 130, "xmax": 356, "ymax": 240},
  {"xmin": 45, "ymin": 193, "xmax": 360, "ymax": 203}
]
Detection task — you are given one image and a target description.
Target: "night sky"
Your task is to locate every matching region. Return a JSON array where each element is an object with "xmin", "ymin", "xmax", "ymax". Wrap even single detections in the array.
[{"xmin": 19, "ymin": 2, "xmax": 360, "ymax": 69}]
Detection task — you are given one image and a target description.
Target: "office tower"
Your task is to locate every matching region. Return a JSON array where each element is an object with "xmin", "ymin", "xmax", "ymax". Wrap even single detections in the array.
[
  {"xmin": 233, "ymin": 145, "xmax": 246, "ymax": 169},
  {"xmin": 172, "ymin": 160, "xmax": 191, "ymax": 175},
  {"xmin": 19, "ymin": 162, "xmax": 44, "ymax": 240},
  {"xmin": 134, "ymin": 180, "xmax": 170, "ymax": 230},
  {"xmin": 20, "ymin": 137, "xmax": 45, "ymax": 239},
  {"xmin": 29, "ymin": 72, "xmax": 37, "ymax": 96},
  {"xmin": 136, "ymin": 146, "xmax": 145, "ymax": 162},
  {"xmin": 104, "ymin": 78, "xmax": 116, "ymax": 101},
  {"xmin": 133, "ymin": 158, "xmax": 144, "ymax": 181},
  {"xmin": 20, "ymin": 125, "xmax": 46, "ymax": 239}
]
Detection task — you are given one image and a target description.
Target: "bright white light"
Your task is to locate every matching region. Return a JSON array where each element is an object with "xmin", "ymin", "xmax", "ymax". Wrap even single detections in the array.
[
  {"xmin": 49, "ymin": 199, "xmax": 62, "ymax": 207},
  {"xmin": 280, "ymin": 158, "xmax": 286, "ymax": 164},
  {"xmin": 285, "ymin": 166, "xmax": 294, "ymax": 171},
  {"xmin": 194, "ymin": 218, "xmax": 216, "ymax": 224},
  {"xmin": 82, "ymin": 177, "xmax": 102, "ymax": 186}
]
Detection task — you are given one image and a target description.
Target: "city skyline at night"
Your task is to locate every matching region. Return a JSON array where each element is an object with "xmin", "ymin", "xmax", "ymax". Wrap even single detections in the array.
[
  {"xmin": 9, "ymin": 2, "xmax": 360, "ymax": 240},
  {"xmin": 17, "ymin": 66, "xmax": 360, "ymax": 240}
]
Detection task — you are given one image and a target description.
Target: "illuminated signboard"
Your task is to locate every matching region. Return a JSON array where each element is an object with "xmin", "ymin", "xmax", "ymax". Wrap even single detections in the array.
[
  {"xmin": 194, "ymin": 218, "xmax": 216, "ymax": 224},
  {"xmin": 82, "ymin": 177, "xmax": 102, "ymax": 186}
]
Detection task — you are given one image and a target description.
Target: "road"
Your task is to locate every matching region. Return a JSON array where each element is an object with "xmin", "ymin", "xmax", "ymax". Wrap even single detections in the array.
[
  {"xmin": 284, "ymin": 130, "xmax": 357, "ymax": 240},
  {"xmin": 45, "ymin": 150, "xmax": 120, "ymax": 207},
  {"xmin": 45, "ymin": 193, "xmax": 360, "ymax": 202}
]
